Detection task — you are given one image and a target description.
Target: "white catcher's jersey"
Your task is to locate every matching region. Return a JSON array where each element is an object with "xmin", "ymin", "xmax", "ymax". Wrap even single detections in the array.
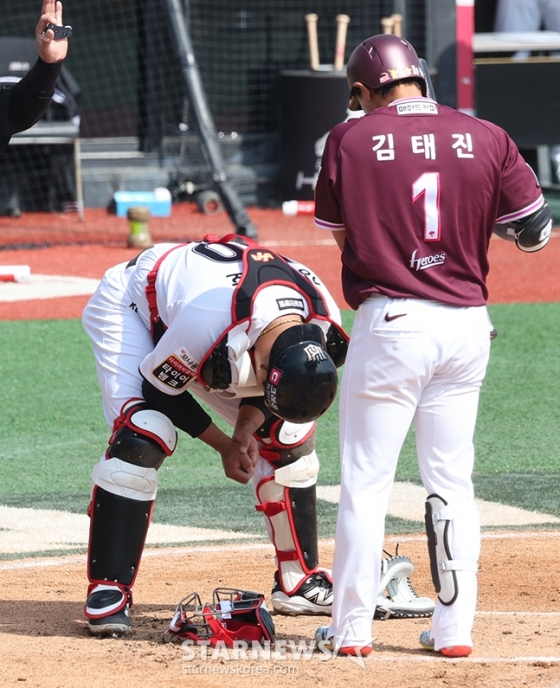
[{"xmin": 121, "ymin": 241, "xmax": 342, "ymax": 398}]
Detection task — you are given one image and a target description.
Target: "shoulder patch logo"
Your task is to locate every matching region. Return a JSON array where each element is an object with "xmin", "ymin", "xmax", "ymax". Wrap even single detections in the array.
[
  {"xmin": 276, "ymin": 297, "xmax": 305, "ymax": 311},
  {"xmin": 251, "ymin": 251, "xmax": 275, "ymax": 262},
  {"xmin": 153, "ymin": 355, "xmax": 196, "ymax": 389}
]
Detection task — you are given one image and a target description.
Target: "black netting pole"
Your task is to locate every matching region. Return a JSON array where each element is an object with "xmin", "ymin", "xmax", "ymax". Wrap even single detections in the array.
[{"xmin": 162, "ymin": 0, "xmax": 258, "ymax": 239}]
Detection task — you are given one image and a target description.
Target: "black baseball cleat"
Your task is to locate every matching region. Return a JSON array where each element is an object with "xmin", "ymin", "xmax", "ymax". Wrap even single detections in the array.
[
  {"xmin": 85, "ymin": 585, "xmax": 131, "ymax": 636},
  {"xmin": 270, "ymin": 570, "xmax": 333, "ymax": 615}
]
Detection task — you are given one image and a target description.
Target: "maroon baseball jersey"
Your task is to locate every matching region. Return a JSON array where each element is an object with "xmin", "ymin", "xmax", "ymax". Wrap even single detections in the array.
[{"xmin": 314, "ymin": 97, "xmax": 544, "ymax": 309}]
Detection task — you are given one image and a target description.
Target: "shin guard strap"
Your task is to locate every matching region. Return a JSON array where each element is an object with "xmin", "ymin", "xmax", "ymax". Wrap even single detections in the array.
[{"xmin": 255, "ymin": 501, "xmax": 287, "ymax": 518}]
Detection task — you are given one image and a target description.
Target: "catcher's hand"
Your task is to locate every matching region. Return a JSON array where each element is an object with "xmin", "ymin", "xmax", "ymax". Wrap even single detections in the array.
[{"xmin": 375, "ymin": 550, "xmax": 436, "ymax": 620}]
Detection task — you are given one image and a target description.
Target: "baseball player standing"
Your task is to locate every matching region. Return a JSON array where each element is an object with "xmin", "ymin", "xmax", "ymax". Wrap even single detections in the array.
[
  {"xmin": 81, "ymin": 233, "xmax": 348, "ymax": 636},
  {"xmin": 0, "ymin": 1, "xmax": 69, "ymax": 153},
  {"xmin": 313, "ymin": 34, "xmax": 553, "ymax": 657}
]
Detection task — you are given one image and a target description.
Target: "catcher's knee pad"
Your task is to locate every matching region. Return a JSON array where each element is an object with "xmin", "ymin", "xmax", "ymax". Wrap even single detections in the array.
[
  {"xmin": 425, "ymin": 494, "xmax": 479, "ymax": 605},
  {"xmin": 256, "ymin": 417, "xmax": 316, "ymax": 466},
  {"xmin": 255, "ymin": 445, "xmax": 320, "ymax": 593},
  {"xmin": 91, "ymin": 456, "xmax": 159, "ymax": 502},
  {"xmin": 108, "ymin": 399, "xmax": 177, "ymax": 469}
]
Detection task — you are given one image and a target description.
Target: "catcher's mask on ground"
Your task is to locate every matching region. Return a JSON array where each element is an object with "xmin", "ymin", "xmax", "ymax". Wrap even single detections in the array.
[
  {"xmin": 346, "ymin": 33, "xmax": 427, "ymax": 110},
  {"xmin": 263, "ymin": 323, "xmax": 338, "ymax": 423},
  {"xmin": 164, "ymin": 588, "xmax": 275, "ymax": 646}
]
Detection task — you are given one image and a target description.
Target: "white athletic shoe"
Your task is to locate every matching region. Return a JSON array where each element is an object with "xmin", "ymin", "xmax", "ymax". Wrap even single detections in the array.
[
  {"xmin": 375, "ymin": 555, "xmax": 435, "ymax": 619},
  {"xmin": 271, "ymin": 570, "xmax": 333, "ymax": 615}
]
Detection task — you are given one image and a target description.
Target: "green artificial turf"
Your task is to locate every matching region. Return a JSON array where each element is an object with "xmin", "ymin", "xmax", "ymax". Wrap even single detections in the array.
[{"xmin": 0, "ymin": 302, "xmax": 558, "ymax": 537}]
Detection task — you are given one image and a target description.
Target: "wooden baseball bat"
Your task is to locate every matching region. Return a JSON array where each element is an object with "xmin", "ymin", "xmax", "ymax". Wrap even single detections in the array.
[
  {"xmin": 334, "ymin": 14, "xmax": 350, "ymax": 71},
  {"xmin": 419, "ymin": 57, "xmax": 436, "ymax": 101},
  {"xmin": 391, "ymin": 14, "xmax": 403, "ymax": 37},
  {"xmin": 381, "ymin": 16, "xmax": 394, "ymax": 35},
  {"xmin": 305, "ymin": 13, "xmax": 320, "ymax": 71}
]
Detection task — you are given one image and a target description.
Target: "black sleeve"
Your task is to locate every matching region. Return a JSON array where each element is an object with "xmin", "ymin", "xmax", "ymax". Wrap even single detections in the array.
[
  {"xmin": 239, "ymin": 395, "xmax": 274, "ymax": 424},
  {"xmin": 5, "ymin": 58, "xmax": 63, "ymax": 136},
  {"xmin": 510, "ymin": 203, "xmax": 553, "ymax": 253},
  {"xmin": 0, "ymin": 89, "xmax": 11, "ymax": 151},
  {"xmin": 142, "ymin": 378, "xmax": 213, "ymax": 438}
]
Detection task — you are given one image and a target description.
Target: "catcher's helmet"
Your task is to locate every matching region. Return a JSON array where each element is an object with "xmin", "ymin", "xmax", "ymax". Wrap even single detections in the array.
[
  {"xmin": 346, "ymin": 34, "xmax": 427, "ymax": 110},
  {"xmin": 165, "ymin": 588, "xmax": 275, "ymax": 646},
  {"xmin": 263, "ymin": 323, "xmax": 338, "ymax": 423}
]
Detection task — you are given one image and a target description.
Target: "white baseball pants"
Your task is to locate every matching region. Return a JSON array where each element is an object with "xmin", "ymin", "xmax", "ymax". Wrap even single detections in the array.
[{"xmin": 328, "ymin": 295, "xmax": 492, "ymax": 650}]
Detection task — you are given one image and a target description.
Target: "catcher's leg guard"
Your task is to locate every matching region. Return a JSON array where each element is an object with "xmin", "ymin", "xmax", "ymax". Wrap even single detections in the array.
[
  {"xmin": 425, "ymin": 494, "xmax": 479, "ymax": 606},
  {"xmin": 255, "ymin": 419, "xmax": 333, "ymax": 615},
  {"xmin": 86, "ymin": 401, "xmax": 177, "ymax": 635}
]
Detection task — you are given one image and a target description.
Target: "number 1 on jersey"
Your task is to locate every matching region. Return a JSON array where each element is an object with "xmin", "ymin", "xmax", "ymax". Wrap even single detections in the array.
[{"xmin": 412, "ymin": 172, "xmax": 441, "ymax": 242}]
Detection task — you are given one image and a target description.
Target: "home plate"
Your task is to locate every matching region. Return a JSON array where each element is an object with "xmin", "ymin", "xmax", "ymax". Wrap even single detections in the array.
[
  {"xmin": 316, "ymin": 482, "xmax": 560, "ymax": 527},
  {"xmin": 0, "ymin": 274, "xmax": 100, "ymax": 301}
]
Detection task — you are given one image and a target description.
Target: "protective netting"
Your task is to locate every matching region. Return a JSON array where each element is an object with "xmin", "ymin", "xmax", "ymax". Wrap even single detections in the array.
[{"xmin": 1, "ymin": 1, "xmax": 427, "ymax": 221}]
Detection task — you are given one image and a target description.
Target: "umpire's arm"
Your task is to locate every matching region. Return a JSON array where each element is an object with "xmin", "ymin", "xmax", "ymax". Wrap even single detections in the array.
[{"xmin": 1, "ymin": 58, "xmax": 63, "ymax": 140}]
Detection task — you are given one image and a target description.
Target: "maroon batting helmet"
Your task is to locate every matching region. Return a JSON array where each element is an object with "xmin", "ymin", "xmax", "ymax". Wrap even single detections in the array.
[{"xmin": 346, "ymin": 34, "xmax": 427, "ymax": 110}]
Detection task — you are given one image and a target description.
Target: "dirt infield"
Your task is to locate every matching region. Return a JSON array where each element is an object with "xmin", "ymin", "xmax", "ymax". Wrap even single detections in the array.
[
  {"xmin": 1, "ymin": 206, "xmax": 560, "ymax": 687},
  {"xmin": 1, "ymin": 535, "xmax": 559, "ymax": 687}
]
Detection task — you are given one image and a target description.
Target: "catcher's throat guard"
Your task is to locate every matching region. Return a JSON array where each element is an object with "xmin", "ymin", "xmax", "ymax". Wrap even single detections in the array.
[{"xmin": 165, "ymin": 588, "xmax": 275, "ymax": 646}]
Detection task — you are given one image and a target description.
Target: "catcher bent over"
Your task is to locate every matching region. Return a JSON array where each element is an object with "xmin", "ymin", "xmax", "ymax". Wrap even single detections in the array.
[{"xmin": 81, "ymin": 234, "xmax": 348, "ymax": 636}]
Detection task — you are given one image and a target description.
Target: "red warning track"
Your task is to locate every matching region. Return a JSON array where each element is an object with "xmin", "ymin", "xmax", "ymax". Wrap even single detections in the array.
[{"xmin": 0, "ymin": 205, "xmax": 558, "ymax": 320}]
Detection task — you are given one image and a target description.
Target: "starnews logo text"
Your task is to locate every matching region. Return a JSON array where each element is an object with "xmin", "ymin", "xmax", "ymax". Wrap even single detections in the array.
[{"xmin": 180, "ymin": 638, "xmax": 367, "ymax": 669}]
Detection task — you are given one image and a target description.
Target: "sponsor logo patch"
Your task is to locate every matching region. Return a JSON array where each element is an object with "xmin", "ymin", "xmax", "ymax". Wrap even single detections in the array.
[
  {"xmin": 265, "ymin": 371, "xmax": 281, "ymax": 410},
  {"xmin": 268, "ymin": 368, "xmax": 283, "ymax": 385},
  {"xmin": 396, "ymin": 101, "xmax": 438, "ymax": 115},
  {"xmin": 409, "ymin": 249, "xmax": 446, "ymax": 271},
  {"xmin": 176, "ymin": 347, "xmax": 198, "ymax": 372},
  {"xmin": 276, "ymin": 297, "xmax": 305, "ymax": 311},
  {"xmin": 153, "ymin": 355, "xmax": 196, "ymax": 389}
]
